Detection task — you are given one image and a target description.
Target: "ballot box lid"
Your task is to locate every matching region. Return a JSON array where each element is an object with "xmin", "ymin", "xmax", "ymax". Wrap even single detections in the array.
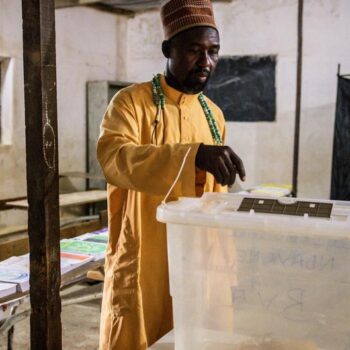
[{"xmin": 157, "ymin": 193, "xmax": 350, "ymax": 239}]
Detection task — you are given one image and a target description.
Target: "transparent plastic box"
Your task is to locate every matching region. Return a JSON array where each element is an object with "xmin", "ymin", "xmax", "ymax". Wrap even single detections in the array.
[{"xmin": 157, "ymin": 193, "xmax": 350, "ymax": 350}]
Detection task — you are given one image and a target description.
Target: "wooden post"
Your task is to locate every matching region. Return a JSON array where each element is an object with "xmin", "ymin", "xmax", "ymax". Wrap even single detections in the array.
[
  {"xmin": 21, "ymin": 1, "xmax": 62, "ymax": 349},
  {"xmin": 292, "ymin": 0, "xmax": 304, "ymax": 197}
]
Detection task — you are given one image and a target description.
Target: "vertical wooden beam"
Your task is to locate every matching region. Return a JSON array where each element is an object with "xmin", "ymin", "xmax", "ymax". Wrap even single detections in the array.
[
  {"xmin": 21, "ymin": 1, "xmax": 62, "ymax": 349},
  {"xmin": 292, "ymin": 0, "xmax": 304, "ymax": 197}
]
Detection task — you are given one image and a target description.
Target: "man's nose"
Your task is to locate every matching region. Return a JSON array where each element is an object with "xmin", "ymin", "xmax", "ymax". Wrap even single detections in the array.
[{"xmin": 197, "ymin": 51, "xmax": 211, "ymax": 67}]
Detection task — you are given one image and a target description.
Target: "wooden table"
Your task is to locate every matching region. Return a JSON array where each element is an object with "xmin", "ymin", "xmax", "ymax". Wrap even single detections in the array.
[
  {"xmin": 5, "ymin": 190, "xmax": 107, "ymax": 210},
  {"xmin": 0, "ymin": 258, "xmax": 105, "ymax": 350},
  {"xmin": 0, "ymin": 258, "xmax": 104, "ymax": 306},
  {"xmin": 59, "ymin": 171, "xmax": 105, "ymax": 181}
]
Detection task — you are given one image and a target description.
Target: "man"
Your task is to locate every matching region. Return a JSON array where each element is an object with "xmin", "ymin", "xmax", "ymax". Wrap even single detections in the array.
[{"xmin": 97, "ymin": 0, "xmax": 245, "ymax": 349}]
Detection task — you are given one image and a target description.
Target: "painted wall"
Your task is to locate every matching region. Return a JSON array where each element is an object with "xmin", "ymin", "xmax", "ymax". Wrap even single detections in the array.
[
  {"xmin": 121, "ymin": 0, "xmax": 350, "ymax": 199},
  {"xmin": 298, "ymin": 0, "xmax": 350, "ymax": 197},
  {"xmin": 0, "ymin": 1, "xmax": 120, "ymax": 227},
  {"xmin": 0, "ymin": 0, "xmax": 28, "ymax": 227}
]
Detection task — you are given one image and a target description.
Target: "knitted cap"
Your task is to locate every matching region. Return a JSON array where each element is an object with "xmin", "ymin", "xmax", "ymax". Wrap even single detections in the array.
[{"xmin": 161, "ymin": 0, "xmax": 217, "ymax": 40}]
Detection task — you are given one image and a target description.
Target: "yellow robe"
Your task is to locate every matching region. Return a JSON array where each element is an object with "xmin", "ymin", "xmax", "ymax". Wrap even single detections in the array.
[{"xmin": 97, "ymin": 74, "xmax": 226, "ymax": 349}]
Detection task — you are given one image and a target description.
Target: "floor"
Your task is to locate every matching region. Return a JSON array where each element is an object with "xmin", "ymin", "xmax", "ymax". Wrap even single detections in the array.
[{"xmin": 0, "ymin": 282, "xmax": 102, "ymax": 350}]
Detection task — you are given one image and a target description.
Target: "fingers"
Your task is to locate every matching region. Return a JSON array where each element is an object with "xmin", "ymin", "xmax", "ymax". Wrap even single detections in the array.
[
  {"xmin": 229, "ymin": 165, "xmax": 237, "ymax": 186},
  {"xmin": 195, "ymin": 144, "xmax": 245, "ymax": 186},
  {"xmin": 214, "ymin": 166, "xmax": 224, "ymax": 185},
  {"xmin": 218, "ymin": 159, "xmax": 231, "ymax": 186},
  {"xmin": 218, "ymin": 154, "xmax": 237, "ymax": 186},
  {"xmin": 228, "ymin": 149, "xmax": 246, "ymax": 182},
  {"xmin": 218, "ymin": 147, "xmax": 244, "ymax": 186}
]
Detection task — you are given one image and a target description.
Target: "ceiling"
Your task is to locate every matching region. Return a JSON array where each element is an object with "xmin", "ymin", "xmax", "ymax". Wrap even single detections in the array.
[{"xmin": 55, "ymin": 0, "xmax": 233, "ymax": 16}]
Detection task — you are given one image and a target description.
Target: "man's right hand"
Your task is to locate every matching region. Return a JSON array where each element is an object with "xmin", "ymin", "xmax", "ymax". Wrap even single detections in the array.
[{"xmin": 195, "ymin": 144, "xmax": 246, "ymax": 187}]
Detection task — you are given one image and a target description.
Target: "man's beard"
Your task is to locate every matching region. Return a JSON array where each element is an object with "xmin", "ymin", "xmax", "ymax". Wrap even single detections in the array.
[{"xmin": 182, "ymin": 68, "xmax": 211, "ymax": 94}]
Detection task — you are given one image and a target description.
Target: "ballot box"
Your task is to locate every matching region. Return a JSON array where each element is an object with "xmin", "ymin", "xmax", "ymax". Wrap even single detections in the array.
[{"xmin": 157, "ymin": 193, "xmax": 350, "ymax": 350}]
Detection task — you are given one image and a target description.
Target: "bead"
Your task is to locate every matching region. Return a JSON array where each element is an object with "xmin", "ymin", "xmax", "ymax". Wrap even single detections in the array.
[
  {"xmin": 152, "ymin": 74, "xmax": 222, "ymax": 145},
  {"xmin": 198, "ymin": 92, "xmax": 222, "ymax": 145}
]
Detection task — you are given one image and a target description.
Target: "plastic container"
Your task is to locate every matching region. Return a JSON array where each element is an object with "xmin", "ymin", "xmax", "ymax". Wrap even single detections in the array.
[{"xmin": 157, "ymin": 193, "xmax": 350, "ymax": 350}]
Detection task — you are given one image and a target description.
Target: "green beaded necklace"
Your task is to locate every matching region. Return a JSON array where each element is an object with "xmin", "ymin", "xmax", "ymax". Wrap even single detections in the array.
[{"xmin": 152, "ymin": 74, "xmax": 222, "ymax": 145}]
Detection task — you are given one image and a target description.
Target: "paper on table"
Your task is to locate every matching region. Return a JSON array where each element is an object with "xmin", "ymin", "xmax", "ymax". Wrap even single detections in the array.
[
  {"xmin": 60, "ymin": 252, "xmax": 93, "ymax": 274},
  {"xmin": 0, "ymin": 282, "xmax": 17, "ymax": 298},
  {"xmin": 60, "ymin": 239, "xmax": 106, "ymax": 260},
  {"xmin": 0, "ymin": 265, "xmax": 29, "ymax": 292}
]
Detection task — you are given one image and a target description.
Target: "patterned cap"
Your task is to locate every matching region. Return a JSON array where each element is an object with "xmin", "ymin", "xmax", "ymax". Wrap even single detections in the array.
[{"xmin": 161, "ymin": 0, "xmax": 217, "ymax": 40}]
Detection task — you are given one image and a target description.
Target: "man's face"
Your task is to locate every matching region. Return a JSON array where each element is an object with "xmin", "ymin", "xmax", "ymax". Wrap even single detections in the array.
[{"xmin": 166, "ymin": 27, "xmax": 220, "ymax": 94}]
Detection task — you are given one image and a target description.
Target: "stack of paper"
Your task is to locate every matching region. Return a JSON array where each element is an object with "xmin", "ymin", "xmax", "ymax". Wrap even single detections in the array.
[
  {"xmin": 60, "ymin": 239, "xmax": 106, "ymax": 261},
  {"xmin": 0, "ymin": 227, "xmax": 108, "ymax": 296},
  {"xmin": 60, "ymin": 252, "xmax": 93, "ymax": 274},
  {"xmin": 0, "ymin": 249, "xmax": 95, "ymax": 295},
  {"xmin": 0, "ymin": 265, "xmax": 29, "ymax": 293},
  {"xmin": 0, "ymin": 282, "xmax": 17, "ymax": 298},
  {"xmin": 249, "ymin": 183, "xmax": 292, "ymax": 197},
  {"xmin": 75, "ymin": 227, "xmax": 108, "ymax": 244}
]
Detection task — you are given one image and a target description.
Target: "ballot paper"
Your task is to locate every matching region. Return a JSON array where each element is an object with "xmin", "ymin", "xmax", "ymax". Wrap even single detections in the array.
[
  {"xmin": 0, "ymin": 250, "xmax": 94, "ymax": 294},
  {"xmin": 60, "ymin": 252, "xmax": 93, "ymax": 274},
  {"xmin": 0, "ymin": 265, "xmax": 29, "ymax": 292},
  {"xmin": 248, "ymin": 183, "xmax": 292, "ymax": 197},
  {"xmin": 60, "ymin": 239, "xmax": 106, "ymax": 260},
  {"xmin": 74, "ymin": 227, "xmax": 108, "ymax": 244},
  {"xmin": 0, "ymin": 282, "xmax": 18, "ymax": 298}
]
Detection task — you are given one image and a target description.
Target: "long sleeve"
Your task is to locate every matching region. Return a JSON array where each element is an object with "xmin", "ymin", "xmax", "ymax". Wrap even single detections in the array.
[{"xmin": 97, "ymin": 90, "xmax": 201, "ymax": 198}]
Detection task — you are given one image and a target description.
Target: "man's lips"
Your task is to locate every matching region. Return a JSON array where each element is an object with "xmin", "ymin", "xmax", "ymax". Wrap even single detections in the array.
[
  {"xmin": 193, "ymin": 69, "xmax": 210, "ymax": 81},
  {"xmin": 196, "ymin": 76, "xmax": 208, "ymax": 83}
]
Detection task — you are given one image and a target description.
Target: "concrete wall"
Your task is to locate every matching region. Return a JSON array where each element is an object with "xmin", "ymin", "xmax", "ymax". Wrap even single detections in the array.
[
  {"xmin": 0, "ymin": 1, "xmax": 120, "ymax": 227},
  {"xmin": 0, "ymin": 0, "xmax": 28, "ymax": 227},
  {"xmin": 298, "ymin": 0, "xmax": 350, "ymax": 197},
  {"xmin": 120, "ymin": 0, "xmax": 350, "ymax": 199}
]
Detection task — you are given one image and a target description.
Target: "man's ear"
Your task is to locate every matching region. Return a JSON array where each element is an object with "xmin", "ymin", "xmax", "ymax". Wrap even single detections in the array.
[{"xmin": 162, "ymin": 40, "xmax": 171, "ymax": 58}]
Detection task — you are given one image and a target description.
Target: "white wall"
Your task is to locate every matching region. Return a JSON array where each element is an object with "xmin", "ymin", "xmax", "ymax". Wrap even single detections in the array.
[
  {"xmin": 55, "ymin": 7, "xmax": 119, "ymax": 174},
  {"xmin": 298, "ymin": 0, "xmax": 350, "ymax": 197},
  {"xmin": 0, "ymin": 1, "xmax": 121, "ymax": 227},
  {"xmin": 120, "ymin": 0, "xmax": 350, "ymax": 199},
  {"xmin": 215, "ymin": 0, "xmax": 297, "ymax": 194},
  {"xmin": 0, "ymin": 0, "xmax": 27, "ymax": 227}
]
